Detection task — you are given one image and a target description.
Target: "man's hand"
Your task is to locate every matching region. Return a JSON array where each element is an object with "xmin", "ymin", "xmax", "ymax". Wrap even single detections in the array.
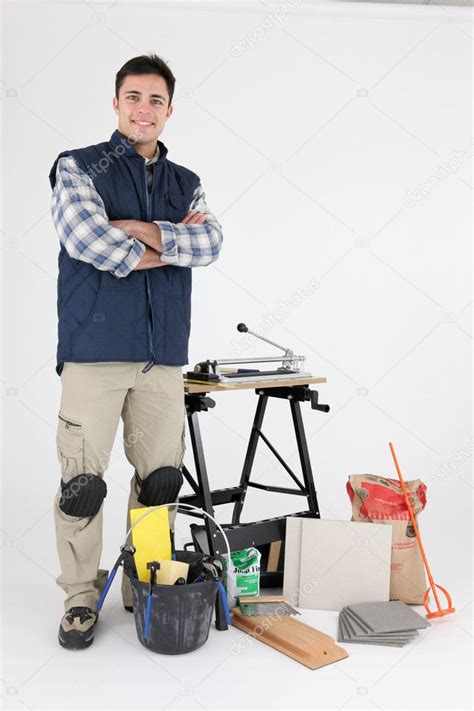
[
  {"xmin": 110, "ymin": 219, "xmax": 162, "ymax": 252},
  {"xmin": 112, "ymin": 213, "xmax": 207, "ymax": 272},
  {"xmin": 133, "ymin": 246, "xmax": 169, "ymax": 271},
  {"xmin": 181, "ymin": 211, "xmax": 206, "ymax": 225},
  {"xmin": 110, "ymin": 212, "xmax": 206, "ymax": 252}
]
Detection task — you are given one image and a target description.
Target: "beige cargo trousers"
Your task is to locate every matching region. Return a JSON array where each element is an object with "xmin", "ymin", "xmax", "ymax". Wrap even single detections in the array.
[{"xmin": 54, "ymin": 361, "xmax": 185, "ymax": 611}]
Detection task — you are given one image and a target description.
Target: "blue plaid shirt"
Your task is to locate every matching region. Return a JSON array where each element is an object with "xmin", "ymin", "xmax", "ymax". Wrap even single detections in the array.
[{"xmin": 51, "ymin": 152, "xmax": 223, "ymax": 278}]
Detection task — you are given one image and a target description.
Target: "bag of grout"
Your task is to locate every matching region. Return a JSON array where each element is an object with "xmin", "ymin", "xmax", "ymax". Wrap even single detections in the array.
[
  {"xmin": 222, "ymin": 547, "xmax": 261, "ymax": 609},
  {"xmin": 347, "ymin": 474, "xmax": 428, "ymax": 604}
]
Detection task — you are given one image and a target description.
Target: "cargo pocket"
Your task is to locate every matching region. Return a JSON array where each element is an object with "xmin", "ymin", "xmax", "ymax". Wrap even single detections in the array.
[{"xmin": 56, "ymin": 413, "xmax": 85, "ymax": 482}]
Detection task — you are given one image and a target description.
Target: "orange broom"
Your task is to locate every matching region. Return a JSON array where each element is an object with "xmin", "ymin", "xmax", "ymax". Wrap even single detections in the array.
[{"xmin": 389, "ymin": 442, "xmax": 455, "ymax": 620}]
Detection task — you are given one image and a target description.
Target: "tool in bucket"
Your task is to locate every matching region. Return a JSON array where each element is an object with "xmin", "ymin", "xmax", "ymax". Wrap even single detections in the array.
[
  {"xmin": 152, "ymin": 559, "xmax": 189, "ymax": 585},
  {"xmin": 96, "ymin": 544, "xmax": 137, "ymax": 612},
  {"xmin": 192, "ymin": 555, "xmax": 225, "ymax": 583},
  {"xmin": 97, "ymin": 503, "xmax": 232, "ymax": 653},
  {"xmin": 389, "ymin": 442, "xmax": 455, "ymax": 619},
  {"xmin": 144, "ymin": 561, "xmax": 160, "ymax": 640},
  {"xmin": 129, "ymin": 505, "xmax": 172, "ymax": 581}
]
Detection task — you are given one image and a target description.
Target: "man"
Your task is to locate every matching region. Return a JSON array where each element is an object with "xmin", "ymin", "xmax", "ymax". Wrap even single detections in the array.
[{"xmin": 49, "ymin": 54, "xmax": 223, "ymax": 650}]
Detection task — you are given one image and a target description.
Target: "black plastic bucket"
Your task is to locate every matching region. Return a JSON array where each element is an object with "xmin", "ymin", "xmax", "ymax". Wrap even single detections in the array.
[{"xmin": 127, "ymin": 550, "xmax": 220, "ymax": 655}]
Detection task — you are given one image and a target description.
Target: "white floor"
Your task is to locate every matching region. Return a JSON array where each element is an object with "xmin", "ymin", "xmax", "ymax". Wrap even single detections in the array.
[{"xmin": 2, "ymin": 557, "xmax": 472, "ymax": 711}]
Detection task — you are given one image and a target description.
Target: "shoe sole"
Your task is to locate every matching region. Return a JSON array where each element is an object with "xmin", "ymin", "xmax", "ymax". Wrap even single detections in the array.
[{"xmin": 58, "ymin": 628, "xmax": 95, "ymax": 650}]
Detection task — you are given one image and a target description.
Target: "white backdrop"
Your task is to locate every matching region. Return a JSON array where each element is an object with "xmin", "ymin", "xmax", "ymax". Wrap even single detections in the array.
[{"xmin": 2, "ymin": 1, "xmax": 472, "ymax": 709}]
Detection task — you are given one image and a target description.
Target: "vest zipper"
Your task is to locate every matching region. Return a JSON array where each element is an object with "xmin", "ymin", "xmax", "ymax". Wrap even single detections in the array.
[
  {"xmin": 142, "ymin": 159, "xmax": 156, "ymax": 374},
  {"xmin": 142, "ymin": 274, "xmax": 155, "ymax": 373}
]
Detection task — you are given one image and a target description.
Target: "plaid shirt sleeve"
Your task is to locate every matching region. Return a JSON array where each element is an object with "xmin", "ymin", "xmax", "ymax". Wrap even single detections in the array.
[
  {"xmin": 51, "ymin": 157, "xmax": 145, "ymax": 278},
  {"xmin": 155, "ymin": 184, "xmax": 223, "ymax": 267}
]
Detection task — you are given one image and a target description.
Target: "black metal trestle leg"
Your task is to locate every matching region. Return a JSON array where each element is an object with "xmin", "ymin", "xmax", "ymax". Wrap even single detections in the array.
[
  {"xmin": 290, "ymin": 400, "xmax": 320, "ymax": 517},
  {"xmin": 231, "ymin": 393, "xmax": 268, "ymax": 525},
  {"xmin": 183, "ymin": 406, "xmax": 228, "ymax": 631}
]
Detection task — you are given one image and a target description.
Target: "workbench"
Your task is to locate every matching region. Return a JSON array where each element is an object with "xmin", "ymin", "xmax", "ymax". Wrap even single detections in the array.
[{"xmin": 178, "ymin": 375, "xmax": 330, "ymax": 630}]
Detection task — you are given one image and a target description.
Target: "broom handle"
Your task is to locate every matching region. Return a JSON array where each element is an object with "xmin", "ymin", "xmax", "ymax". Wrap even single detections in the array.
[{"xmin": 389, "ymin": 442, "xmax": 442, "ymax": 610}]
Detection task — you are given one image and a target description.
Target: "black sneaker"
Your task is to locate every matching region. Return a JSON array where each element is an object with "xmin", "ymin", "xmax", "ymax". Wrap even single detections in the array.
[{"xmin": 58, "ymin": 606, "xmax": 98, "ymax": 650}]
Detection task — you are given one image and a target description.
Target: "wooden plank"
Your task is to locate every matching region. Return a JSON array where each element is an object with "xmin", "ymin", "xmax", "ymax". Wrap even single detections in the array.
[
  {"xmin": 231, "ymin": 607, "xmax": 348, "ymax": 670},
  {"xmin": 184, "ymin": 375, "xmax": 327, "ymax": 394},
  {"xmin": 267, "ymin": 541, "xmax": 282, "ymax": 572}
]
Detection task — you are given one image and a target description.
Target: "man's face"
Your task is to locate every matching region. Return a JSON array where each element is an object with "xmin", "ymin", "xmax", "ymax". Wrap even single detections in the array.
[{"xmin": 113, "ymin": 73, "xmax": 173, "ymax": 148}]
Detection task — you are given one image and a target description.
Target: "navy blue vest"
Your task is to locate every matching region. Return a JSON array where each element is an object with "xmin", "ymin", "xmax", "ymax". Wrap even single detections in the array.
[{"xmin": 49, "ymin": 130, "xmax": 200, "ymax": 375}]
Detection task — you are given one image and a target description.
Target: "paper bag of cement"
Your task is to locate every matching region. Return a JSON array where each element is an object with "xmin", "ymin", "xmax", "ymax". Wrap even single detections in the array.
[
  {"xmin": 347, "ymin": 474, "xmax": 427, "ymax": 604},
  {"xmin": 222, "ymin": 547, "xmax": 261, "ymax": 609}
]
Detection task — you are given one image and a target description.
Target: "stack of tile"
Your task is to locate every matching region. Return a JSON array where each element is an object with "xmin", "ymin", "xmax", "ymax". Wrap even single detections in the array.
[{"xmin": 338, "ymin": 601, "xmax": 431, "ymax": 647}]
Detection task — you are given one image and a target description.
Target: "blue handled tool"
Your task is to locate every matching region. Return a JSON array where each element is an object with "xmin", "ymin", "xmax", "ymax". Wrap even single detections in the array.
[
  {"xmin": 216, "ymin": 580, "xmax": 231, "ymax": 625},
  {"xmin": 191, "ymin": 558, "xmax": 230, "ymax": 624},
  {"xmin": 96, "ymin": 545, "xmax": 136, "ymax": 613},
  {"xmin": 144, "ymin": 561, "xmax": 160, "ymax": 641}
]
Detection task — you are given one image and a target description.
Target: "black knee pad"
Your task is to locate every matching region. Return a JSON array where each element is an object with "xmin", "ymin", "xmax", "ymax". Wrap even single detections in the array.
[
  {"xmin": 137, "ymin": 466, "xmax": 183, "ymax": 506},
  {"xmin": 59, "ymin": 474, "xmax": 107, "ymax": 517}
]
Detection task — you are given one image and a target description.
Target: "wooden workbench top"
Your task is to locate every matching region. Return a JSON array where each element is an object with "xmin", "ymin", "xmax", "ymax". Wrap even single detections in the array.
[{"xmin": 183, "ymin": 375, "xmax": 327, "ymax": 394}]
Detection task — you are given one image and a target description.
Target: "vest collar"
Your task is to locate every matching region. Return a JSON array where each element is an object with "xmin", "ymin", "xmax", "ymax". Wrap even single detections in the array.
[{"xmin": 110, "ymin": 129, "xmax": 168, "ymax": 163}]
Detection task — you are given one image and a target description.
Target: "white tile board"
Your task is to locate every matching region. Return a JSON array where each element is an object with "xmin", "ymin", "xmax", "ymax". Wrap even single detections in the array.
[
  {"xmin": 282, "ymin": 516, "xmax": 304, "ymax": 605},
  {"xmin": 298, "ymin": 520, "xmax": 392, "ymax": 611}
]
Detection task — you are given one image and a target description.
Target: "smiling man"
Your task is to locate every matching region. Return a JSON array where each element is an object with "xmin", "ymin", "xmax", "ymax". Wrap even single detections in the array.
[{"xmin": 49, "ymin": 54, "xmax": 223, "ymax": 650}]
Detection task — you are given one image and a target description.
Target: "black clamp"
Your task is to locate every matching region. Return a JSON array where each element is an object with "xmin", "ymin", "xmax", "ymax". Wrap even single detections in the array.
[
  {"xmin": 308, "ymin": 390, "xmax": 330, "ymax": 413},
  {"xmin": 185, "ymin": 393, "xmax": 216, "ymax": 414},
  {"xmin": 255, "ymin": 386, "xmax": 330, "ymax": 413}
]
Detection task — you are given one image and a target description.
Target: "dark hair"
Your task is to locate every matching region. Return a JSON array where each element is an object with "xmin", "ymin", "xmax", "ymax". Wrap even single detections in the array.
[{"xmin": 115, "ymin": 54, "xmax": 176, "ymax": 105}]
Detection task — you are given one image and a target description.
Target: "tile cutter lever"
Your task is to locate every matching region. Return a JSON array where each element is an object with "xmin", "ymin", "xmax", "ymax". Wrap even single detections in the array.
[{"xmin": 188, "ymin": 323, "xmax": 310, "ymax": 383}]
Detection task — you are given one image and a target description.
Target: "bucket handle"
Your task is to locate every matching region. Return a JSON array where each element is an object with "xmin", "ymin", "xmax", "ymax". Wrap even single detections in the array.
[
  {"xmin": 123, "ymin": 502, "xmax": 233, "ymax": 572},
  {"xmin": 97, "ymin": 503, "xmax": 233, "ymax": 616}
]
